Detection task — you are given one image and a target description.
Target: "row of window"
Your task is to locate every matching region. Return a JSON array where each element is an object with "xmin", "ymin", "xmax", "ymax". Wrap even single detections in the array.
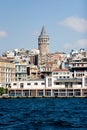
[
  {"xmin": 55, "ymin": 76, "xmax": 70, "ymax": 79},
  {"xmin": 39, "ymin": 39, "xmax": 48, "ymax": 42},
  {"xmin": 16, "ymin": 70, "xmax": 26, "ymax": 72},
  {"xmin": 59, "ymin": 76, "xmax": 70, "ymax": 79},
  {"xmin": 72, "ymin": 63, "xmax": 87, "ymax": 67},
  {"xmin": 13, "ymin": 82, "xmax": 45, "ymax": 86},
  {"xmin": 42, "ymin": 68, "xmax": 51, "ymax": 71},
  {"xmin": 76, "ymin": 74, "xmax": 84, "ymax": 77},
  {"xmin": 53, "ymin": 72, "xmax": 69, "ymax": 75},
  {"xmin": 17, "ymin": 74, "xmax": 26, "ymax": 77}
]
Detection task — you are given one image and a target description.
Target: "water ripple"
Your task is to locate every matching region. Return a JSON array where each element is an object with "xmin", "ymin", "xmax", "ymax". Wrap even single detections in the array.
[{"xmin": 0, "ymin": 98, "xmax": 87, "ymax": 130}]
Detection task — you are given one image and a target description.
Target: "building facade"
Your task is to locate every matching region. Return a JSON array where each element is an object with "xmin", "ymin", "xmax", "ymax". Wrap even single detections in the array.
[
  {"xmin": 70, "ymin": 58, "xmax": 87, "ymax": 78},
  {"xmin": 8, "ymin": 75, "xmax": 87, "ymax": 97},
  {"xmin": 0, "ymin": 59, "xmax": 15, "ymax": 87},
  {"xmin": 15, "ymin": 61, "xmax": 27, "ymax": 81}
]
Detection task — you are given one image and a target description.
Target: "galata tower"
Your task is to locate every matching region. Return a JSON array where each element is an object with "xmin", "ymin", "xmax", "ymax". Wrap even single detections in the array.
[{"xmin": 38, "ymin": 26, "xmax": 49, "ymax": 57}]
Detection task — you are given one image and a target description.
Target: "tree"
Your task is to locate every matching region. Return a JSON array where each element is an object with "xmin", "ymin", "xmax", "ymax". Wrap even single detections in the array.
[{"xmin": 0, "ymin": 87, "xmax": 8, "ymax": 96}]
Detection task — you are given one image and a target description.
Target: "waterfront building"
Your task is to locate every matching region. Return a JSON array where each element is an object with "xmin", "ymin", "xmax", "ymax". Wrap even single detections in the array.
[
  {"xmin": 8, "ymin": 75, "xmax": 87, "ymax": 97},
  {"xmin": 0, "ymin": 58, "xmax": 15, "ymax": 87}
]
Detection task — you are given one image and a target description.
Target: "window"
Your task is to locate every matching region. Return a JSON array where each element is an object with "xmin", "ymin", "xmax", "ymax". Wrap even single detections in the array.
[
  {"xmin": 13, "ymin": 83, "xmax": 17, "ymax": 86},
  {"xmin": 46, "ymin": 90, "xmax": 51, "ymax": 96},
  {"xmin": 73, "ymin": 64, "xmax": 75, "ymax": 66},
  {"xmin": 69, "ymin": 83, "xmax": 72, "ymax": 88},
  {"xmin": 55, "ymin": 82, "xmax": 59, "ymax": 85},
  {"xmin": 27, "ymin": 83, "xmax": 31, "ymax": 85},
  {"xmin": 34, "ymin": 83, "xmax": 38, "ymax": 85},
  {"xmin": 48, "ymin": 78, "xmax": 52, "ymax": 87},
  {"xmin": 53, "ymin": 72, "xmax": 58, "ymax": 75},
  {"xmin": 41, "ymin": 82, "xmax": 45, "ymax": 85},
  {"xmin": 38, "ymin": 91, "xmax": 43, "ymax": 96},
  {"xmin": 85, "ymin": 78, "xmax": 87, "ymax": 86},
  {"xmin": 65, "ymin": 82, "xmax": 68, "ymax": 88},
  {"xmin": 20, "ymin": 83, "xmax": 24, "ymax": 88}
]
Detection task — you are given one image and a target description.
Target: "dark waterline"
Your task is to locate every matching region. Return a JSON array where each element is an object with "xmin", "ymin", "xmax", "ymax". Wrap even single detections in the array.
[{"xmin": 0, "ymin": 98, "xmax": 87, "ymax": 130}]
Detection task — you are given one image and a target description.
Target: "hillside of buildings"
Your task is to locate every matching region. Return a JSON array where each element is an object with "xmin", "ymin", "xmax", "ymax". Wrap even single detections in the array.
[{"xmin": 0, "ymin": 26, "xmax": 87, "ymax": 89}]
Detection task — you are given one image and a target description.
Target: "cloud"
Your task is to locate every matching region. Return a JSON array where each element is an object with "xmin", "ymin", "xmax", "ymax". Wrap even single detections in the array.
[
  {"xmin": 0, "ymin": 30, "xmax": 8, "ymax": 38},
  {"xmin": 59, "ymin": 16, "xmax": 87, "ymax": 32},
  {"xmin": 75, "ymin": 39, "xmax": 87, "ymax": 47},
  {"xmin": 63, "ymin": 39, "xmax": 87, "ymax": 52}
]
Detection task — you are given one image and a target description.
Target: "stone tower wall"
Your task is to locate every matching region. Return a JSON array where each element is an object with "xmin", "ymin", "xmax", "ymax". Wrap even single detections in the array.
[
  {"xmin": 38, "ymin": 43, "xmax": 49, "ymax": 56},
  {"xmin": 38, "ymin": 26, "xmax": 49, "ymax": 64},
  {"xmin": 38, "ymin": 26, "xmax": 49, "ymax": 56}
]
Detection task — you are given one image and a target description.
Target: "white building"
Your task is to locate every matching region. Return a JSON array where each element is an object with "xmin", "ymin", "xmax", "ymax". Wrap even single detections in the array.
[
  {"xmin": 8, "ymin": 75, "xmax": 87, "ymax": 97},
  {"xmin": 52, "ymin": 68, "xmax": 72, "ymax": 79}
]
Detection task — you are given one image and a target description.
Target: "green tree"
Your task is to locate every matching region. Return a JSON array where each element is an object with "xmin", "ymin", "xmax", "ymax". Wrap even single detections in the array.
[{"xmin": 0, "ymin": 87, "xmax": 8, "ymax": 96}]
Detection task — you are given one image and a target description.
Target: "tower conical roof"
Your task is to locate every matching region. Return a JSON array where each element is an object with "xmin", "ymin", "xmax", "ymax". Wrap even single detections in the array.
[
  {"xmin": 39, "ymin": 26, "xmax": 49, "ymax": 39},
  {"xmin": 40, "ymin": 26, "xmax": 46, "ymax": 36}
]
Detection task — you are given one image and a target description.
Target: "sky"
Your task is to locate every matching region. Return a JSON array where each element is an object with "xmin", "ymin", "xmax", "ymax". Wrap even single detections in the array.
[{"xmin": 0, "ymin": 0, "xmax": 87, "ymax": 54}]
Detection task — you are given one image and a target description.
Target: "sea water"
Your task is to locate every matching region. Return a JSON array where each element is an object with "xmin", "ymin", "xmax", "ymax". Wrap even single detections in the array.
[{"xmin": 0, "ymin": 98, "xmax": 87, "ymax": 130}]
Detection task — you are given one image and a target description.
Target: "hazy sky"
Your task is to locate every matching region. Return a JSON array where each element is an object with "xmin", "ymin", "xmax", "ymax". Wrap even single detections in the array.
[{"xmin": 0, "ymin": 0, "xmax": 87, "ymax": 54}]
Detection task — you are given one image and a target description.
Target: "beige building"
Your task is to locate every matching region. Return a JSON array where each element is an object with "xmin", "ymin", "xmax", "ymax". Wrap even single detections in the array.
[
  {"xmin": 0, "ymin": 58, "xmax": 15, "ymax": 87},
  {"xmin": 27, "ymin": 65, "xmax": 39, "ymax": 79}
]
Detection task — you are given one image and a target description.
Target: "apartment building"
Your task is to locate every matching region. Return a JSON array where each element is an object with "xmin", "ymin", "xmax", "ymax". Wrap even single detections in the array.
[
  {"xmin": 52, "ymin": 68, "xmax": 72, "ymax": 79},
  {"xmin": 70, "ymin": 58, "xmax": 87, "ymax": 78},
  {"xmin": 15, "ymin": 61, "xmax": 27, "ymax": 81},
  {"xmin": 0, "ymin": 58, "xmax": 15, "ymax": 87}
]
